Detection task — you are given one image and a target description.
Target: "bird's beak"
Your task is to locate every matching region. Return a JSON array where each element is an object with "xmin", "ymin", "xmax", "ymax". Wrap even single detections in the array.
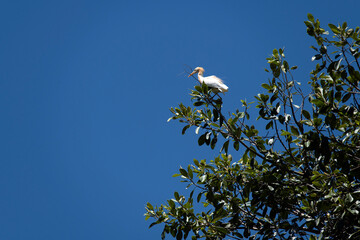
[{"xmin": 188, "ymin": 71, "xmax": 196, "ymax": 77}]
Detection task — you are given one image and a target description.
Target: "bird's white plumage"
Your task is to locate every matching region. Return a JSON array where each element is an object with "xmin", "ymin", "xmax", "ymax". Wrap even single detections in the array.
[
  {"xmin": 188, "ymin": 67, "xmax": 228, "ymax": 93},
  {"xmin": 198, "ymin": 75, "xmax": 228, "ymax": 93}
]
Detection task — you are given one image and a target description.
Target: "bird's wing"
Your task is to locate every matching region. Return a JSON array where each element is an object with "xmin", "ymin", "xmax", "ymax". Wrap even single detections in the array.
[
  {"xmin": 203, "ymin": 75, "xmax": 228, "ymax": 92},
  {"xmin": 206, "ymin": 75, "xmax": 224, "ymax": 84}
]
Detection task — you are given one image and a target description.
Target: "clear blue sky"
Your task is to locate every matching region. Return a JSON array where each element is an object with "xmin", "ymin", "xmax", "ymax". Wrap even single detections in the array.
[{"xmin": 0, "ymin": 1, "xmax": 359, "ymax": 239}]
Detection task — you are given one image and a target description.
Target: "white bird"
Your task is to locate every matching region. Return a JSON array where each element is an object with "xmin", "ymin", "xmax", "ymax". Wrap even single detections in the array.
[{"xmin": 188, "ymin": 67, "xmax": 228, "ymax": 93}]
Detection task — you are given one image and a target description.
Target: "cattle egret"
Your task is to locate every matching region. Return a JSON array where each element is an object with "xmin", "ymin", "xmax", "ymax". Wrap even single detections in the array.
[{"xmin": 188, "ymin": 67, "xmax": 228, "ymax": 93}]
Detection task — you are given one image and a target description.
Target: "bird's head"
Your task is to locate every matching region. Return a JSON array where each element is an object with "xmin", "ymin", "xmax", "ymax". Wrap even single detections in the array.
[{"xmin": 188, "ymin": 67, "xmax": 205, "ymax": 77}]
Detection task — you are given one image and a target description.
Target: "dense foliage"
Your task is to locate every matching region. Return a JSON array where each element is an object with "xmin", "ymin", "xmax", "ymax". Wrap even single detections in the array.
[{"xmin": 145, "ymin": 14, "xmax": 360, "ymax": 239}]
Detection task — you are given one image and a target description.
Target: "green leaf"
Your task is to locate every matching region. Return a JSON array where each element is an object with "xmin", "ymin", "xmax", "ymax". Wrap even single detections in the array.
[
  {"xmin": 313, "ymin": 117, "xmax": 323, "ymax": 127},
  {"xmin": 320, "ymin": 45, "xmax": 327, "ymax": 54},
  {"xmin": 302, "ymin": 110, "xmax": 311, "ymax": 119},
  {"xmin": 342, "ymin": 21, "xmax": 347, "ymax": 30},
  {"xmin": 233, "ymin": 141, "xmax": 239, "ymax": 151},
  {"xmin": 193, "ymin": 101, "xmax": 205, "ymax": 106},
  {"xmin": 205, "ymin": 132, "xmax": 211, "ymax": 146},
  {"xmin": 281, "ymin": 130, "xmax": 291, "ymax": 136},
  {"xmin": 213, "ymin": 109, "xmax": 219, "ymax": 121},
  {"xmin": 279, "ymin": 115, "xmax": 285, "ymax": 124},
  {"xmin": 311, "ymin": 98, "xmax": 325, "ymax": 107},
  {"xmin": 342, "ymin": 93, "xmax": 351, "ymax": 102},
  {"xmin": 168, "ymin": 199, "xmax": 175, "ymax": 209},
  {"xmin": 307, "ymin": 26, "xmax": 315, "ymax": 36},
  {"xmin": 304, "ymin": 21, "xmax": 313, "ymax": 28},
  {"xmin": 261, "ymin": 83, "xmax": 272, "ymax": 90},
  {"xmin": 282, "ymin": 60, "xmax": 289, "ymax": 72},
  {"xmin": 193, "ymin": 159, "xmax": 199, "ymax": 167},
  {"xmin": 201, "ymin": 82, "xmax": 209, "ymax": 93},
  {"xmin": 176, "ymin": 229, "xmax": 183, "ymax": 240},
  {"xmin": 149, "ymin": 221, "xmax": 158, "ymax": 229},
  {"xmin": 210, "ymin": 135, "xmax": 217, "ymax": 149},
  {"xmin": 279, "ymin": 48, "xmax": 283, "ymax": 56},
  {"xmin": 197, "ymin": 192, "xmax": 202, "ymax": 202},
  {"xmin": 194, "ymin": 85, "xmax": 202, "ymax": 92},
  {"xmin": 174, "ymin": 191, "xmax": 180, "ymax": 200},
  {"xmin": 273, "ymin": 48, "xmax": 279, "ymax": 57},
  {"xmin": 221, "ymin": 140, "xmax": 230, "ymax": 154},
  {"xmin": 328, "ymin": 23, "xmax": 340, "ymax": 34},
  {"xmin": 308, "ymin": 13, "xmax": 315, "ymax": 23},
  {"xmin": 290, "ymin": 126, "xmax": 299, "ymax": 136},
  {"xmin": 188, "ymin": 166, "xmax": 193, "ymax": 179},
  {"xmin": 182, "ymin": 125, "xmax": 190, "ymax": 135},
  {"xmin": 179, "ymin": 168, "xmax": 188, "ymax": 178},
  {"xmin": 312, "ymin": 54, "xmax": 322, "ymax": 61},
  {"xmin": 266, "ymin": 121, "xmax": 273, "ymax": 130},
  {"xmin": 198, "ymin": 133, "xmax": 206, "ymax": 146},
  {"xmin": 146, "ymin": 202, "xmax": 154, "ymax": 210}
]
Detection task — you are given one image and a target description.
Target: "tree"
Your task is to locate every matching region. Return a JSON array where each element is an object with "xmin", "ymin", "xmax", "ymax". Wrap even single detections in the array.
[{"xmin": 145, "ymin": 14, "xmax": 360, "ymax": 240}]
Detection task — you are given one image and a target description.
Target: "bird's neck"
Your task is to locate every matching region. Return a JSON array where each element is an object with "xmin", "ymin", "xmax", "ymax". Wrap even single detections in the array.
[{"xmin": 197, "ymin": 73, "xmax": 204, "ymax": 83}]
